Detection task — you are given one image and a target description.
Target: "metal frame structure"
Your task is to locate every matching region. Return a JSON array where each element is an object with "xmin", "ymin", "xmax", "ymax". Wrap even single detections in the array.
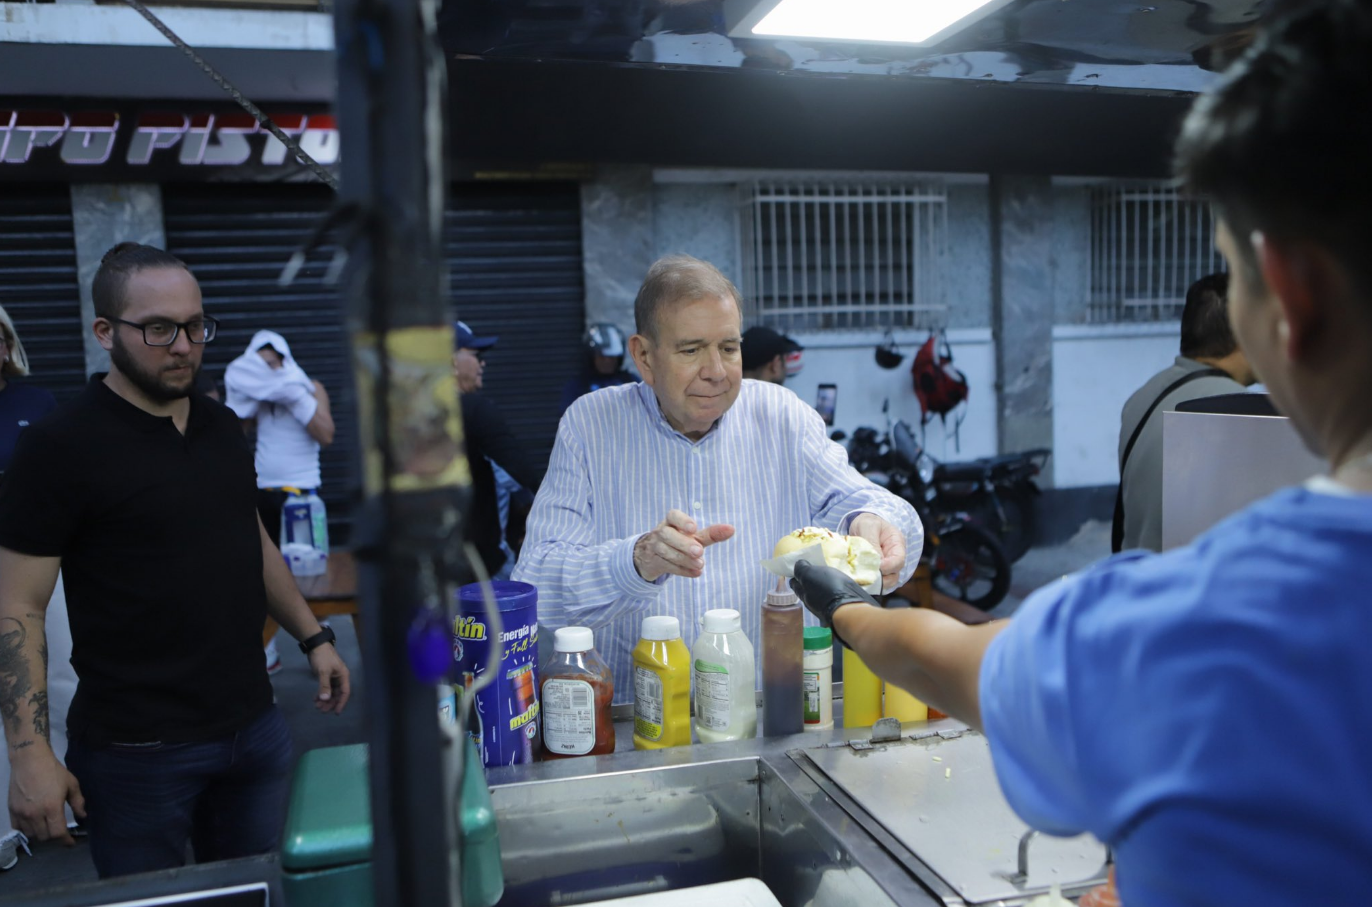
[{"xmin": 742, "ymin": 180, "xmax": 949, "ymax": 332}]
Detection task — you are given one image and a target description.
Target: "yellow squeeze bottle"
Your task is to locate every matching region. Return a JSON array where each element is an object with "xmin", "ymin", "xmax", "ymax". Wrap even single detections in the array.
[
  {"xmin": 883, "ymin": 682, "xmax": 929, "ymax": 723},
  {"xmin": 842, "ymin": 647, "xmax": 884, "ymax": 728},
  {"xmin": 632, "ymin": 616, "xmax": 693, "ymax": 749}
]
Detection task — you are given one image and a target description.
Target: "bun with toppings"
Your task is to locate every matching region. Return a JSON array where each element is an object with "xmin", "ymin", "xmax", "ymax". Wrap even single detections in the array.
[{"xmin": 773, "ymin": 527, "xmax": 882, "ymax": 588}]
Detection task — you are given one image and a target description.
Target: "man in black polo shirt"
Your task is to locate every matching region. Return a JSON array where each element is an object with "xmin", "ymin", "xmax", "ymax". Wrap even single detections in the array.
[{"xmin": 0, "ymin": 243, "xmax": 350, "ymax": 879}]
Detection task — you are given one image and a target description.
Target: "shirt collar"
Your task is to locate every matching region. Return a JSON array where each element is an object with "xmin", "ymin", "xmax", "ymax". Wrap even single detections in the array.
[
  {"xmin": 88, "ymin": 373, "xmax": 212, "ymax": 435},
  {"xmin": 635, "ymin": 380, "xmax": 731, "ymax": 445}
]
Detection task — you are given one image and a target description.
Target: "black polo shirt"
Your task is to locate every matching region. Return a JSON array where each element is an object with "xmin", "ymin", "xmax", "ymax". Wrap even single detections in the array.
[{"xmin": 0, "ymin": 375, "xmax": 274, "ymax": 744}]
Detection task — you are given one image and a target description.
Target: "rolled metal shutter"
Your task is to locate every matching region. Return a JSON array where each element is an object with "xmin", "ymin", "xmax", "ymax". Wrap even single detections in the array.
[
  {"xmin": 164, "ymin": 180, "xmax": 585, "ymax": 542},
  {"xmin": 162, "ymin": 184, "xmax": 360, "ymax": 545},
  {"xmin": 445, "ymin": 181, "xmax": 585, "ymax": 471},
  {"xmin": 0, "ymin": 185, "xmax": 88, "ymax": 403}
]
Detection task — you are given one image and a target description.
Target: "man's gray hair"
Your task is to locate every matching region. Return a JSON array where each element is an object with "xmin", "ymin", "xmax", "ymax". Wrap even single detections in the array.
[{"xmin": 633, "ymin": 255, "xmax": 743, "ymax": 342}]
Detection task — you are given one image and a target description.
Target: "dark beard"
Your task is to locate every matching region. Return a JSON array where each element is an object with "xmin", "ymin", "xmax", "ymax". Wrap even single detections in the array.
[{"xmin": 109, "ymin": 334, "xmax": 199, "ymax": 403}]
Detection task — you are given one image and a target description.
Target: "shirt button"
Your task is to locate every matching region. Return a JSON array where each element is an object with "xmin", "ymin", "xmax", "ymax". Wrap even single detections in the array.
[
  {"xmin": 692, "ymin": 501, "xmax": 702, "ymax": 511},
  {"xmin": 692, "ymin": 448, "xmax": 701, "ymax": 456}
]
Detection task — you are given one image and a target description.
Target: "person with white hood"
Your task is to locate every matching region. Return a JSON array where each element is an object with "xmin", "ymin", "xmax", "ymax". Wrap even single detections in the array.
[{"xmin": 225, "ymin": 330, "xmax": 335, "ymax": 673}]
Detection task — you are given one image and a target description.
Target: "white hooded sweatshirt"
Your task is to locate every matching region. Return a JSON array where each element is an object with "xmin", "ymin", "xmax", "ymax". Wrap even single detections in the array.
[{"xmin": 224, "ymin": 330, "xmax": 321, "ymax": 489}]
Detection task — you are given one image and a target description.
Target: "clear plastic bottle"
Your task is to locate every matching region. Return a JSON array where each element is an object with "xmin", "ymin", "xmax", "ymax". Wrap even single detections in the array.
[
  {"xmin": 761, "ymin": 581, "xmax": 804, "ymax": 737},
  {"xmin": 541, "ymin": 627, "xmax": 615, "ymax": 759},
  {"xmin": 692, "ymin": 609, "xmax": 758, "ymax": 743},
  {"xmin": 632, "ymin": 616, "xmax": 692, "ymax": 749}
]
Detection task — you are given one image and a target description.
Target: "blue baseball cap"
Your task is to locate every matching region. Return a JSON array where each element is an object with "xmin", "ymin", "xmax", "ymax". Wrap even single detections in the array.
[{"xmin": 454, "ymin": 321, "xmax": 498, "ymax": 351}]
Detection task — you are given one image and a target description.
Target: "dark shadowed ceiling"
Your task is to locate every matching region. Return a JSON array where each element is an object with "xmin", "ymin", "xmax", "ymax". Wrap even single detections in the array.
[{"xmin": 441, "ymin": 0, "xmax": 1272, "ymax": 176}]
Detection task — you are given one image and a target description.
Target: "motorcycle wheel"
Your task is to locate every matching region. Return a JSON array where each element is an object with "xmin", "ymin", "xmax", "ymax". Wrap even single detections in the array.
[
  {"xmin": 930, "ymin": 523, "xmax": 1012, "ymax": 611},
  {"xmin": 960, "ymin": 485, "xmax": 1037, "ymax": 564}
]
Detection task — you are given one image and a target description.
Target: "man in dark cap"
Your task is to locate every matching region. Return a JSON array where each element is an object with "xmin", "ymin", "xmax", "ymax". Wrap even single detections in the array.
[{"xmin": 740, "ymin": 326, "xmax": 803, "ymax": 385}]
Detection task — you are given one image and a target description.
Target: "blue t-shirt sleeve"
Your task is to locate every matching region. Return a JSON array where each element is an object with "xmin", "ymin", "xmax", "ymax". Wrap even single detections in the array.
[{"xmin": 978, "ymin": 553, "xmax": 1147, "ymax": 837}]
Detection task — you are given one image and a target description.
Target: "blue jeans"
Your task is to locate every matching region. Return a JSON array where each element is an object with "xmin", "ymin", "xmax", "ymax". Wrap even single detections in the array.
[{"xmin": 66, "ymin": 706, "xmax": 294, "ymax": 879}]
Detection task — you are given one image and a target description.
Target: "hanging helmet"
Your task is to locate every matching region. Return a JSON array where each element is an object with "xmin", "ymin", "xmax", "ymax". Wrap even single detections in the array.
[
  {"xmin": 584, "ymin": 323, "xmax": 627, "ymax": 358},
  {"xmin": 874, "ymin": 329, "xmax": 904, "ymax": 369}
]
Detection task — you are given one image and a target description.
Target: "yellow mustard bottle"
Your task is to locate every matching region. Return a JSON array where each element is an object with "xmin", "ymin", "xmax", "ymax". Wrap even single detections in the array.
[
  {"xmin": 883, "ymin": 682, "xmax": 929, "ymax": 723},
  {"xmin": 632, "ymin": 615, "xmax": 693, "ymax": 749},
  {"xmin": 842, "ymin": 647, "xmax": 884, "ymax": 728}
]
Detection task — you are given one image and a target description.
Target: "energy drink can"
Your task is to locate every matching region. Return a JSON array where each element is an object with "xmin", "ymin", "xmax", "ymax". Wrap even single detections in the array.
[{"xmin": 455, "ymin": 580, "xmax": 541, "ymax": 767}]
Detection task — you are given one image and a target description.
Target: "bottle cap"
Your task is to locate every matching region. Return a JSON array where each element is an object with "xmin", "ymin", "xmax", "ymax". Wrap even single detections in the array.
[
  {"xmin": 701, "ymin": 609, "xmax": 742, "ymax": 635},
  {"xmin": 640, "ymin": 615, "xmax": 681, "ymax": 641},
  {"xmin": 765, "ymin": 584, "xmax": 799, "ymax": 608},
  {"xmin": 803, "ymin": 626, "xmax": 832, "ymax": 651},
  {"xmin": 554, "ymin": 627, "xmax": 595, "ymax": 653}
]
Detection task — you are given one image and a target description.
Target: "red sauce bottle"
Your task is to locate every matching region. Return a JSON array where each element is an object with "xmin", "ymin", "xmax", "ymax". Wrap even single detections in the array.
[{"xmin": 540, "ymin": 627, "xmax": 615, "ymax": 759}]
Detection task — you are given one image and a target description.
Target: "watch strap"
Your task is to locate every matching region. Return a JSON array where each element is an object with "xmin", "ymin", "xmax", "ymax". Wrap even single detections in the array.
[{"xmin": 299, "ymin": 626, "xmax": 337, "ymax": 655}]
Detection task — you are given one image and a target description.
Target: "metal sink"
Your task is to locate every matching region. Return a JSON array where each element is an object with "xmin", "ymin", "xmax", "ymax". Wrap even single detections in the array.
[
  {"xmin": 485, "ymin": 721, "xmax": 1108, "ymax": 907},
  {"xmin": 489, "ymin": 751, "xmax": 916, "ymax": 907}
]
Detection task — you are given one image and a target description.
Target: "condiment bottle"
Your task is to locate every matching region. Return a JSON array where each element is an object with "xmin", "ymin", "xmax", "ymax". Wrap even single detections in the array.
[
  {"xmin": 692, "ymin": 609, "xmax": 758, "ymax": 743},
  {"xmin": 883, "ymin": 682, "xmax": 928, "ymax": 724},
  {"xmin": 541, "ymin": 627, "xmax": 615, "ymax": 759},
  {"xmin": 632, "ymin": 616, "xmax": 692, "ymax": 749},
  {"xmin": 761, "ymin": 580, "xmax": 804, "ymax": 736},
  {"xmin": 802, "ymin": 626, "xmax": 834, "ymax": 732},
  {"xmin": 842, "ymin": 646, "xmax": 883, "ymax": 728}
]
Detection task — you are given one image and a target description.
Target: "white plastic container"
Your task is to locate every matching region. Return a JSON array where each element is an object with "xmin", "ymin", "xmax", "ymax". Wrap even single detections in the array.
[
  {"xmin": 802, "ymin": 626, "xmax": 834, "ymax": 732},
  {"xmin": 692, "ymin": 609, "xmax": 758, "ymax": 743}
]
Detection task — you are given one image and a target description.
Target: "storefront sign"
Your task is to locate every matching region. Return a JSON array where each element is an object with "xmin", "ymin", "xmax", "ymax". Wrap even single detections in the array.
[{"xmin": 0, "ymin": 105, "xmax": 338, "ymax": 181}]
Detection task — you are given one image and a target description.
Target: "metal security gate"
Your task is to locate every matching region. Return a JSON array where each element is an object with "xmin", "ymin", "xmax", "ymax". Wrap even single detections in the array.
[
  {"xmin": 444, "ymin": 182, "xmax": 585, "ymax": 471},
  {"xmin": 163, "ymin": 184, "xmax": 359, "ymax": 543},
  {"xmin": 0, "ymin": 185, "xmax": 87, "ymax": 404},
  {"xmin": 164, "ymin": 180, "xmax": 585, "ymax": 540}
]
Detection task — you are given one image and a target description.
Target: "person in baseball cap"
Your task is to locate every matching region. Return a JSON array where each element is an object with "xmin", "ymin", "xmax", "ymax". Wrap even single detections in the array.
[
  {"xmin": 741, "ymin": 325, "xmax": 803, "ymax": 385},
  {"xmin": 453, "ymin": 320, "xmax": 498, "ymax": 394}
]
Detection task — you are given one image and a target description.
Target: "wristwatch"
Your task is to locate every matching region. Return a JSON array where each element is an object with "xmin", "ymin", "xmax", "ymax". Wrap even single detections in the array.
[{"xmin": 299, "ymin": 626, "xmax": 337, "ymax": 655}]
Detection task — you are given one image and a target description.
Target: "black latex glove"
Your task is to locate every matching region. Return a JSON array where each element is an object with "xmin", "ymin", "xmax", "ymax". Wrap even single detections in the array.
[{"xmin": 790, "ymin": 561, "xmax": 882, "ymax": 646}]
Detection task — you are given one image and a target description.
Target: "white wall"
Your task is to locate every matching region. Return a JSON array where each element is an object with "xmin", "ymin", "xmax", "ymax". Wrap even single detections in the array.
[
  {"xmin": 1051, "ymin": 323, "xmax": 1181, "ymax": 487},
  {"xmin": 786, "ymin": 328, "xmax": 998, "ymax": 463}
]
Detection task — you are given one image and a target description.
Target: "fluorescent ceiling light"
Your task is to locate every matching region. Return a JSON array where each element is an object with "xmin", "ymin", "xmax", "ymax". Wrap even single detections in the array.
[{"xmin": 731, "ymin": 0, "xmax": 1013, "ymax": 46}]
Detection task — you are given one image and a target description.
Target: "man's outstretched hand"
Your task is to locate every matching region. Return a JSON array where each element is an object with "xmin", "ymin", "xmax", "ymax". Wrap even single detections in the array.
[{"xmin": 633, "ymin": 509, "xmax": 735, "ymax": 582}]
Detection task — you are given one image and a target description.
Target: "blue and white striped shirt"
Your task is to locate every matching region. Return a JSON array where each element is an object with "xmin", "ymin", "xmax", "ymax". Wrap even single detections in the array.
[{"xmin": 512, "ymin": 379, "xmax": 923, "ymax": 702}]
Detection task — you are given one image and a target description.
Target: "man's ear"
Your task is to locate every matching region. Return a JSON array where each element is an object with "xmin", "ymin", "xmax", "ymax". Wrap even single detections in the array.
[
  {"xmin": 628, "ymin": 333, "xmax": 655, "ymax": 387},
  {"xmin": 1253, "ymin": 232, "xmax": 1335, "ymax": 362},
  {"xmin": 93, "ymin": 317, "xmax": 115, "ymax": 352}
]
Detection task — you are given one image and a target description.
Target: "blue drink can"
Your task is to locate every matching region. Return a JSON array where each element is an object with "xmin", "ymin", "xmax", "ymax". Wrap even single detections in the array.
[{"xmin": 454, "ymin": 581, "xmax": 541, "ymax": 767}]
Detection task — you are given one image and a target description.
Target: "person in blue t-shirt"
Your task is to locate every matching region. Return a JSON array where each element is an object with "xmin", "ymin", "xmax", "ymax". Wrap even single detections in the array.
[
  {"xmin": 789, "ymin": 3, "xmax": 1372, "ymax": 904},
  {"xmin": 0, "ymin": 306, "xmax": 56, "ymax": 475}
]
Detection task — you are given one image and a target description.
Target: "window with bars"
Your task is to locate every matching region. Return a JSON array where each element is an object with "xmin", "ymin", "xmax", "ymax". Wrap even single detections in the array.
[
  {"xmin": 742, "ymin": 181, "xmax": 948, "ymax": 331},
  {"xmin": 1088, "ymin": 182, "xmax": 1226, "ymax": 323}
]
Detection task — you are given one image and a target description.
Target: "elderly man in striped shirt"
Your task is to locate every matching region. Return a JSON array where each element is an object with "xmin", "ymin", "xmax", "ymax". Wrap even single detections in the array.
[{"xmin": 514, "ymin": 255, "xmax": 923, "ymax": 702}]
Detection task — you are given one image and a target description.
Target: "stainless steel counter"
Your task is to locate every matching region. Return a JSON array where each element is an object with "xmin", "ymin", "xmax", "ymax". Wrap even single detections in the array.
[{"xmin": 483, "ymin": 715, "xmax": 1107, "ymax": 907}]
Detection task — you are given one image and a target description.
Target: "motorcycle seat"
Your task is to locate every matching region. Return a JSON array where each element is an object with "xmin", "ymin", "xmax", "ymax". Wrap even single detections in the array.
[{"xmin": 934, "ymin": 461, "xmax": 991, "ymax": 482}]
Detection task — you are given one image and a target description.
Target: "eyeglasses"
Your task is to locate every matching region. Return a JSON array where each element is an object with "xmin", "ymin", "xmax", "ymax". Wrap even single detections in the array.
[{"xmin": 113, "ymin": 316, "xmax": 218, "ymax": 347}]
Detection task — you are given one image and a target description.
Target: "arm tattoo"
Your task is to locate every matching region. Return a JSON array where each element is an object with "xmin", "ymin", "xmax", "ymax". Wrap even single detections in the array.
[
  {"xmin": 30, "ymin": 690, "xmax": 48, "ymax": 740},
  {"xmin": 0, "ymin": 617, "xmax": 33, "ymax": 733}
]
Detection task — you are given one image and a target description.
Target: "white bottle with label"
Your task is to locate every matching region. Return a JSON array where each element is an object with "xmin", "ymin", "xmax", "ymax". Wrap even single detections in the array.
[{"xmin": 692, "ymin": 609, "xmax": 758, "ymax": 744}]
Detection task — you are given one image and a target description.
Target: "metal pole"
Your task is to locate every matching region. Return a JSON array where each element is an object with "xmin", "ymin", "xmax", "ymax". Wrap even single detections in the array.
[{"xmin": 332, "ymin": 0, "xmax": 468, "ymax": 903}]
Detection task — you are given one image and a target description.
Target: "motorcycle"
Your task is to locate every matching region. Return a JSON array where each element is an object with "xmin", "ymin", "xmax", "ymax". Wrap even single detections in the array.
[
  {"xmin": 843, "ymin": 413, "xmax": 1048, "ymax": 564},
  {"xmin": 836, "ymin": 416, "xmax": 1013, "ymax": 610}
]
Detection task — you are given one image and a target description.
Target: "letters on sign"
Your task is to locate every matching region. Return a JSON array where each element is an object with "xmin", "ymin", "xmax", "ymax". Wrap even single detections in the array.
[{"xmin": 0, "ymin": 109, "xmax": 340, "ymax": 169}]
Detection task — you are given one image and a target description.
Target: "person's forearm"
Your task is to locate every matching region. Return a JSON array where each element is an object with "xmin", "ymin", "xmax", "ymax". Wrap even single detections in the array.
[
  {"xmin": 0, "ymin": 602, "xmax": 52, "ymax": 761},
  {"xmin": 259, "ymin": 524, "xmax": 323, "ymax": 642},
  {"xmin": 835, "ymin": 605, "xmax": 1005, "ymax": 731}
]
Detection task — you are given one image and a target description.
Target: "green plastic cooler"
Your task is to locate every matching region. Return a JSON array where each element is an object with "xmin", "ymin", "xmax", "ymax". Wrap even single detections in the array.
[{"xmin": 281, "ymin": 741, "xmax": 504, "ymax": 907}]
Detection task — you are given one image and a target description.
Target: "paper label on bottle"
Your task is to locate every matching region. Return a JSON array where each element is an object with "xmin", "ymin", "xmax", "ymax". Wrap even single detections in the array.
[
  {"xmin": 693, "ymin": 660, "xmax": 731, "ymax": 731},
  {"xmin": 803, "ymin": 670, "xmax": 821, "ymax": 725},
  {"xmin": 634, "ymin": 666, "xmax": 664, "ymax": 740},
  {"xmin": 543, "ymin": 679, "xmax": 596, "ymax": 755}
]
